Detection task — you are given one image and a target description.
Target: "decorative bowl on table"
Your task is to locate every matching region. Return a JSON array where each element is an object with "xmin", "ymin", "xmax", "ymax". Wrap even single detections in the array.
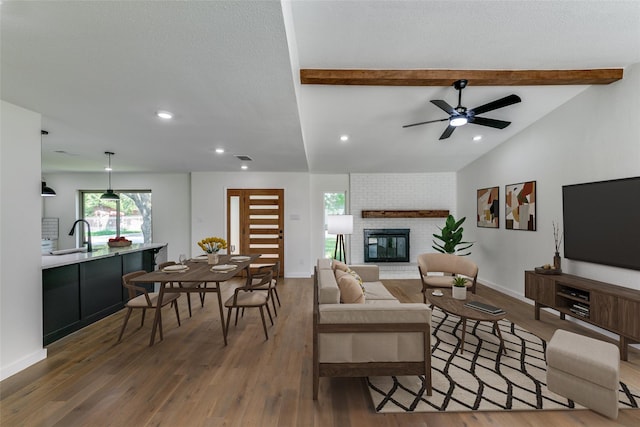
[{"xmin": 108, "ymin": 237, "xmax": 132, "ymax": 248}]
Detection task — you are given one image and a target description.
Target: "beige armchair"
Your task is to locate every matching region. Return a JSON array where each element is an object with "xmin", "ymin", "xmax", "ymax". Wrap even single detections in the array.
[{"xmin": 417, "ymin": 253, "xmax": 478, "ymax": 303}]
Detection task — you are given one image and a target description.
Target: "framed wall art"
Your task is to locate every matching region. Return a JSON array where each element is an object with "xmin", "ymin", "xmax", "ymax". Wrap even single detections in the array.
[
  {"xmin": 477, "ymin": 186, "xmax": 499, "ymax": 228},
  {"xmin": 505, "ymin": 180, "xmax": 536, "ymax": 231}
]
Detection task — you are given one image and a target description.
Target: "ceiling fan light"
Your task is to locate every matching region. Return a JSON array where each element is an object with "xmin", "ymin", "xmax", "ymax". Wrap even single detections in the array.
[{"xmin": 450, "ymin": 116, "xmax": 468, "ymax": 127}]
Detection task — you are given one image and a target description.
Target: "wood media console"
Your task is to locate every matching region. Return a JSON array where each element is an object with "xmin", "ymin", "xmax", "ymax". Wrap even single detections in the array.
[{"xmin": 525, "ymin": 271, "xmax": 640, "ymax": 361}]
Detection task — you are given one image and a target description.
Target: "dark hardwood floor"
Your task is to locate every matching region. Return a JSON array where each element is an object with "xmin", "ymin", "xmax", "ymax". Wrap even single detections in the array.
[{"xmin": 1, "ymin": 277, "xmax": 638, "ymax": 426}]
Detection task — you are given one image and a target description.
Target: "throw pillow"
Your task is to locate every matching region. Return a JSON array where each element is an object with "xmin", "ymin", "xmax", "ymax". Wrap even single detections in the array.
[
  {"xmin": 332, "ymin": 259, "xmax": 349, "ymax": 272},
  {"xmin": 346, "ymin": 268, "xmax": 365, "ymax": 294},
  {"xmin": 337, "ymin": 274, "xmax": 365, "ymax": 304}
]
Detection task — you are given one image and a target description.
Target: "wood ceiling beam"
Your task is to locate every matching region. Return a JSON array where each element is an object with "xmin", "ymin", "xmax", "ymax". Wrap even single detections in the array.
[{"xmin": 299, "ymin": 69, "xmax": 623, "ymax": 86}]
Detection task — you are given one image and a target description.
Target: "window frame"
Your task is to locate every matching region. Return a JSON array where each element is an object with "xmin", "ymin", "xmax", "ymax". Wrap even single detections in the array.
[{"xmin": 78, "ymin": 189, "xmax": 152, "ymax": 246}]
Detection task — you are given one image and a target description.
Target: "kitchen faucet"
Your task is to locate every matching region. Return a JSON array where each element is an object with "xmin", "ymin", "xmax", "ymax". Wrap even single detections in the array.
[{"xmin": 68, "ymin": 219, "xmax": 93, "ymax": 252}]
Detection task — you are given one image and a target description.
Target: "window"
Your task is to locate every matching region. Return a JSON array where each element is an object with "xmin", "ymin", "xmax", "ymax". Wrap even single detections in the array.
[
  {"xmin": 80, "ymin": 191, "xmax": 152, "ymax": 245},
  {"xmin": 323, "ymin": 192, "xmax": 346, "ymax": 258}
]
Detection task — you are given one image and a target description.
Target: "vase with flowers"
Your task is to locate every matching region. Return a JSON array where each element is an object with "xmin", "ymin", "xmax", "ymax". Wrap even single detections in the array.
[
  {"xmin": 198, "ymin": 236, "xmax": 227, "ymax": 264},
  {"xmin": 553, "ymin": 221, "xmax": 563, "ymax": 271}
]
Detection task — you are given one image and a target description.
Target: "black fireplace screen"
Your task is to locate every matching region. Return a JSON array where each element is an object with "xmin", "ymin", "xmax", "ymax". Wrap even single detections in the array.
[{"xmin": 364, "ymin": 229, "xmax": 410, "ymax": 262}]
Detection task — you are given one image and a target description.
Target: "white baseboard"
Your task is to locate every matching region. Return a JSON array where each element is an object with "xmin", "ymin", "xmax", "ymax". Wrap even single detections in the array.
[
  {"xmin": 0, "ymin": 348, "xmax": 47, "ymax": 381},
  {"xmin": 286, "ymin": 271, "xmax": 313, "ymax": 279}
]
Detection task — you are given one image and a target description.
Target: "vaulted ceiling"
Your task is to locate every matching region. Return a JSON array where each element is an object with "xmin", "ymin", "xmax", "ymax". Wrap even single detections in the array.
[{"xmin": 2, "ymin": 1, "xmax": 639, "ymax": 174}]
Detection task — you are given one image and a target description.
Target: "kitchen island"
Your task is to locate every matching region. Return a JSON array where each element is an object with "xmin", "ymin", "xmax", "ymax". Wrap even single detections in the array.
[{"xmin": 42, "ymin": 243, "xmax": 167, "ymax": 345}]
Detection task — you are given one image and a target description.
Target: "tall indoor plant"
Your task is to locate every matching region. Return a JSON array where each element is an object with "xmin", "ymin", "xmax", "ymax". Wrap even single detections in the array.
[{"xmin": 432, "ymin": 215, "xmax": 474, "ymax": 256}]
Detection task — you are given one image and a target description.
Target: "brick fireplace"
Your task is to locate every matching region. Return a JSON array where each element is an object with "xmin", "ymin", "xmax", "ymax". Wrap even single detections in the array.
[{"xmin": 363, "ymin": 229, "xmax": 410, "ymax": 263}]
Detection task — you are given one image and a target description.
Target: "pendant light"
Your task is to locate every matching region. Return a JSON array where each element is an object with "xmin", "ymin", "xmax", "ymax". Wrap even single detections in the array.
[
  {"xmin": 101, "ymin": 151, "xmax": 119, "ymax": 200},
  {"xmin": 40, "ymin": 130, "xmax": 57, "ymax": 197},
  {"xmin": 41, "ymin": 181, "xmax": 56, "ymax": 196}
]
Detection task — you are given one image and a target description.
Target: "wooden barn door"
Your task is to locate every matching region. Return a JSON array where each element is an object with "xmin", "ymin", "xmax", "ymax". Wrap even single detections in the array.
[{"xmin": 227, "ymin": 189, "xmax": 284, "ymax": 276}]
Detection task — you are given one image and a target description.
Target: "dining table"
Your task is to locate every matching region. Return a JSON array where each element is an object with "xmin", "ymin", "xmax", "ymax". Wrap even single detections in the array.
[{"xmin": 129, "ymin": 253, "xmax": 259, "ymax": 346}]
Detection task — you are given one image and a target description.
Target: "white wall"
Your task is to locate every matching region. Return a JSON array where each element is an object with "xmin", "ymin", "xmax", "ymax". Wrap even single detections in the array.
[
  {"xmin": 350, "ymin": 173, "xmax": 457, "ymax": 273},
  {"xmin": 191, "ymin": 172, "xmax": 312, "ymax": 277},
  {"xmin": 458, "ymin": 62, "xmax": 640, "ymax": 298},
  {"xmin": 1, "ymin": 101, "xmax": 47, "ymax": 380},
  {"xmin": 41, "ymin": 173, "xmax": 191, "ymax": 261}
]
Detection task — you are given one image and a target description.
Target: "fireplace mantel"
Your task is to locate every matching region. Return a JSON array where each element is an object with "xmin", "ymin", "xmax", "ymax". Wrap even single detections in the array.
[{"xmin": 361, "ymin": 210, "xmax": 449, "ymax": 218}]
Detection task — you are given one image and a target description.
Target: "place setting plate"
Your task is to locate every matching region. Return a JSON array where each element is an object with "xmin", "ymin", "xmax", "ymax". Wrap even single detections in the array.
[
  {"xmin": 192, "ymin": 254, "xmax": 209, "ymax": 262},
  {"xmin": 162, "ymin": 264, "xmax": 189, "ymax": 273},
  {"xmin": 230, "ymin": 256, "xmax": 251, "ymax": 262},
  {"xmin": 210, "ymin": 264, "xmax": 238, "ymax": 272}
]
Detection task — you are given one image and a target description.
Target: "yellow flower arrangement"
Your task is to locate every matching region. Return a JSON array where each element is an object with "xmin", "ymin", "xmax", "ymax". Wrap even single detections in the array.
[{"xmin": 198, "ymin": 236, "xmax": 227, "ymax": 253}]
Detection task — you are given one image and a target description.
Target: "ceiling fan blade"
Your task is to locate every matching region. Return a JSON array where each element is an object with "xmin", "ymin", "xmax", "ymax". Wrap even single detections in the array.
[
  {"xmin": 439, "ymin": 125, "xmax": 456, "ymax": 140},
  {"xmin": 470, "ymin": 116, "xmax": 512, "ymax": 129},
  {"xmin": 402, "ymin": 118, "xmax": 449, "ymax": 128},
  {"xmin": 430, "ymin": 100, "xmax": 456, "ymax": 115},
  {"xmin": 470, "ymin": 94, "xmax": 521, "ymax": 115}
]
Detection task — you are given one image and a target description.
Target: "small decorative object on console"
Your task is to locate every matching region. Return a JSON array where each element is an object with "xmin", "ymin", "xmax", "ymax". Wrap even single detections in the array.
[{"xmin": 535, "ymin": 264, "xmax": 562, "ymax": 275}]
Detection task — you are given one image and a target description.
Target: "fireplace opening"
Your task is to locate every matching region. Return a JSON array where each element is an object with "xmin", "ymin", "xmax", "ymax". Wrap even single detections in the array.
[{"xmin": 364, "ymin": 229, "xmax": 410, "ymax": 263}]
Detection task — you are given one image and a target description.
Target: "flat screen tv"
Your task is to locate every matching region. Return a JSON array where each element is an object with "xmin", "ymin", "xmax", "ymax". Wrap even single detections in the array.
[{"xmin": 562, "ymin": 177, "xmax": 640, "ymax": 271}]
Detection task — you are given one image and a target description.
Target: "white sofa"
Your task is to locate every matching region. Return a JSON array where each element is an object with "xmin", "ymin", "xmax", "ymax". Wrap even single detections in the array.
[{"xmin": 313, "ymin": 258, "xmax": 432, "ymax": 400}]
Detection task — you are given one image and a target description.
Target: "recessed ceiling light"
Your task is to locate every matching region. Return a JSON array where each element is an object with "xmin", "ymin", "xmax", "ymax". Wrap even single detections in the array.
[
  {"xmin": 215, "ymin": 148, "xmax": 225, "ymax": 154},
  {"xmin": 340, "ymin": 135, "xmax": 349, "ymax": 142},
  {"xmin": 473, "ymin": 135, "xmax": 483, "ymax": 142},
  {"xmin": 156, "ymin": 110, "xmax": 173, "ymax": 119},
  {"xmin": 241, "ymin": 165, "xmax": 248, "ymax": 170}
]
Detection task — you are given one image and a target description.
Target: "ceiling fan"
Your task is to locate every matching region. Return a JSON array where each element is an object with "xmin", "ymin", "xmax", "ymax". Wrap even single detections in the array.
[{"xmin": 403, "ymin": 79, "xmax": 522, "ymax": 140}]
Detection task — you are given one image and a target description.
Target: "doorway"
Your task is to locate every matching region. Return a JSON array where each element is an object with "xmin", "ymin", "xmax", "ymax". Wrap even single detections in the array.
[{"xmin": 227, "ymin": 189, "xmax": 284, "ymax": 276}]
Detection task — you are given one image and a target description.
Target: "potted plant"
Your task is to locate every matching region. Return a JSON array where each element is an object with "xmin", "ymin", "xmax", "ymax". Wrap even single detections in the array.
[
  {"xmin": 452, "ymin": 276, "xmax": 468, "ymax": 300},
  {"xmin": 432, "ymin": 215, "xmax": 473, "ymax": 256}
]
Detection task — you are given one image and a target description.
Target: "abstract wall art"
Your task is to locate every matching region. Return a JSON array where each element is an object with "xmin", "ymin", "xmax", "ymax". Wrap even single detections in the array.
[
  {"xmin": 505, "ymin": 181, "xmax": 536, "ymax": 231},
  {"xmin": 477, "ymin": 186, "xmax": 499, "ymax": 228}
]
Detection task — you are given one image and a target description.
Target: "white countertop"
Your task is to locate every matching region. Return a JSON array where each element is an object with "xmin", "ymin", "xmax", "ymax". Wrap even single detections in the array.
[{"xmin": 42, "ymin": 243, "xmax": 167, "ymax": 269}]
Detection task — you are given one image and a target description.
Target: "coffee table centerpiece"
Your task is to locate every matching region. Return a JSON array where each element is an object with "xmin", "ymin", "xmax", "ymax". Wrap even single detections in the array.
[
  {"xmin": 451, "ymin": 276, "xmax": 468, "ymax": 300},
  {"xmin": 427, "ymin": 288, "xmax": 507, "ymax": 355}
]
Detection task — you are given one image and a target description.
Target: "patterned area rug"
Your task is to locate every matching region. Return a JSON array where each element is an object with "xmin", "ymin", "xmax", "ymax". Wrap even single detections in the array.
[{"xmin": 367, "ymin": 308, "xmax": 640, "ymax": 413}]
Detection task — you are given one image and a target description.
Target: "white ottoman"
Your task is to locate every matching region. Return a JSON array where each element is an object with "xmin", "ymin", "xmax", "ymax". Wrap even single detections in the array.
[{"xmin": 546, "ymin": 329, "xmax": 620, "ymax": 419}]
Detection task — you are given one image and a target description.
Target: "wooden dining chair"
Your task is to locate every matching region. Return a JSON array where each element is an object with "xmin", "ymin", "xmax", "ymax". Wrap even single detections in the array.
[
  {"xmin": 224, "ymin": 271, "xmax": 273, "ymax": 340},
  {"xmin": 157, "ymin": 261, "xmax": 205, "ymax": 317},
  {"xmin": 118, "ymin": 270, "xmax": 181, "ymax": 342},
  {"xmin": 247, "ymin": 262, "xmax": 281, "ymax": 316}
]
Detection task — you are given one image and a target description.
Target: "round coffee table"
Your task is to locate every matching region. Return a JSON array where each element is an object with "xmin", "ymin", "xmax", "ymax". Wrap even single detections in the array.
[{"xmin": 427, "ymin": 289, "xmax": 507, "ymax": 355}]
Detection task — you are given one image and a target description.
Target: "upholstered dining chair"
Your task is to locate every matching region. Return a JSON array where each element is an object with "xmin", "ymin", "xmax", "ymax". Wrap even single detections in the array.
[
  {"xmin": 157, "ymin": 261, "xmax": 205, "ymax": 317},
  {"xmin": 247, "ymin": 261, "xmax": 281, "ymax": 316},
  {"xmin": 417, "ymin": 253, "xmax": 478, "ymax": 303},
  {"xmin": 224, "ymin": 271, "xmax": 273, "ymax": 340},
  {"xmin": 118, "ymin": 270, "xmax": 181, "ymax": 342}
]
